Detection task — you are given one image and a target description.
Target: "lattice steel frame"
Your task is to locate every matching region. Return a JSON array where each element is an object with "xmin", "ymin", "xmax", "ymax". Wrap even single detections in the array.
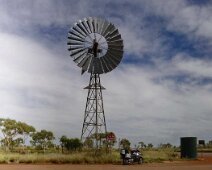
[{"xmin": 81, "ymin": 73, "xmax": 107, "ymax": 148}]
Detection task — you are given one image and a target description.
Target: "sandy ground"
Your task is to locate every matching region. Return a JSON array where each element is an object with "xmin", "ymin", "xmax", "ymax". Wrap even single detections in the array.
[
  {"xmin": 0, "ymin": 153, "xmax": 212, "ymax": 170},
  {"xmin": 0, "ymin": 163, "xmax": 212, "ymax": 170}
]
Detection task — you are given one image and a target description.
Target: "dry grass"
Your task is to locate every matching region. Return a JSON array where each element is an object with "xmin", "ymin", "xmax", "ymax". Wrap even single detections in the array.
[
  {"xmin": 0, "ymin": 151, "xmax": 120, "ymax": 164},
  {"xmin": 0, "ymin": 149, "xmax": 179, "ymax": 164},
  {"xmin": 142, "ymin": 148, "xmax": 180, "ymax": 163}
]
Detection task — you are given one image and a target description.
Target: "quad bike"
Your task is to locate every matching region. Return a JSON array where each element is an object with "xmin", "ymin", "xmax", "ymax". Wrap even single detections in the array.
[{"xmin": 120, "ymin": 149, "xmax": 143, "ymax": 165}]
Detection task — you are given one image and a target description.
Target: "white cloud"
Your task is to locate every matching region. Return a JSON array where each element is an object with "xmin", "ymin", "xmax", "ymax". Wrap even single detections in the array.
[
  {"xmin": 151, "ymin": 53, "xmax": 212, "ymax": 82},
  {"xmin": 172, "ymin": 54, "xmax": 212, "ymax": 78},
  {"xmin": 148, "ymin": 0, "xmax": 212, "ymax": 41}
]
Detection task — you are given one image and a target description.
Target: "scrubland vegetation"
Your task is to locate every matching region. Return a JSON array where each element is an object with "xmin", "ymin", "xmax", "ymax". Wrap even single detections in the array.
[
  {"xmin": 0, "ymin": 148, "xmax": 179, "ymax": 164},
  {"xmin": 0, "ymin": 118, "xmax": 212, "ymax": 164}
]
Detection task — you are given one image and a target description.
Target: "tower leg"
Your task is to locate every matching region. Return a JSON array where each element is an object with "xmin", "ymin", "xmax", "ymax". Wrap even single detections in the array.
[{"xmin": 81, "ymin": 73, "xmax": 107, "ymax": 149}]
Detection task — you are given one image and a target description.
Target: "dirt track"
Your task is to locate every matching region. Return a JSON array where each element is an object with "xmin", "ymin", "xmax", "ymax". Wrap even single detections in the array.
[
  {"xmin": 0, "ymin": 154, "xmax": 212, "ymax": 170},
  {"xmin": 0, "ymin": 163, "xmax": 212, "ymax": 170}
]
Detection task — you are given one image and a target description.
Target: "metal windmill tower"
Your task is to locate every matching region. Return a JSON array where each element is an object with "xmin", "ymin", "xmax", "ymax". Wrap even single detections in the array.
[{"xmin": 67, "ymin": 17, "xmax": 124, "ymax": 149}]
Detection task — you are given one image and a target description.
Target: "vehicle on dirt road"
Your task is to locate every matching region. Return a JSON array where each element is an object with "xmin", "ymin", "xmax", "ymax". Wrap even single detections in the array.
[{"xmin": 120, "ymin": 149, "xmax": 143, "ymax": 165}]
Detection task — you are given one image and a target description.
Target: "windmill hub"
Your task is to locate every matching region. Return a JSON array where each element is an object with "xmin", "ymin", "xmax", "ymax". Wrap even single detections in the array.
[
  {"xmin": 85, "ymin": 33, "xmax": 108, "ymax": 58},
  {"xmin": 90, "ymin": 39, "xmax": 100, "ymax": 58},
  {"xmin": 67, "ymin": 17, "xmax": 124, "ymax": 149}
]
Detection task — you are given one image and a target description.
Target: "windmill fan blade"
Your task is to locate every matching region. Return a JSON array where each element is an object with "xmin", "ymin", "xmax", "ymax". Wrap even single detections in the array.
[
  {"xmin": 82, "ymin": 19, "xmax": 91, "ymax": 34},
  {"xmin": 94, "ymin": 18, "xmax": 99, "ymax": 34},
  {"xmin": 92, "ymin": 19, "xmax": 96, "ymax": 33},
  {"xmin": 92, "ymin": 58, "xmax": 103, "ymax": 74},
  {"xmin": 69, "ymin": 30, "xmax": 85, "ymax": 39},
  {"xmin": 110, "ymin": 34, "xmax": 122, "ymax": 42},
  {"xmin": 107, "ymin": 53, "xmax": 121, "ymax": 65},
  {"xmin": 102, "ymin": 24, "xmax": 115, "ymax": 37},
  {"xmin": 72, "ymin": 26, "xmax": 86, "ymax": 38},
  {"xmin": 96, "ymin": 58, "xmax": 104, "ymax": 74},
  {"xmin": 107, "ymin": 40, "xmax": 123, "ymax": 47},
  {"xmin": 108, "ymin": 44, "xmax": 124, "ymax": 49},
  {"xmin": 68, "ymin": 46, "xmax": 84, "ymax": 51},
  {"xmin": 78, "ymin": 55, "xmax": 90, "ymax": 67},
  {"xmin": 109, "ymin": 29, "xmax": 119, "ymax": 38},
  {"xmin": 101, "ymin": 56, "xmax": 112, "ymax": 71},
  {"xmin": 108, "ymin": 47, "xmax": 124, "ymax": 56},
  {"xmin": 80, "ymin": 20, "xmax": 92, "ymax": 35},
  {"xmin": 96, "ymin": 18, "xmax": 103, "ymax": 34},
  {"xmin": 85, "ymin": 19, "xmax": 92, "ymax": 34},
  {"xmin": 73, "ymin": 51, "xmax": 87, "ymax": 63},
  {"xmin": 76, "ymin": 22, "xmax": 88, "ymax": 36},
  {"xmin": 105, "ymin": 28, "xmax": 118, "ymax": 39},
  {"xmin": 100, "ymin": 21, "xmax": 110, "ymax": 36},
  {"xmin": 87, "ymin": 17, "xmax": 94, "ymax": 33},
  {"xmin": 68, "ymin": 36, "xmax": 85, "ymax": 43},
  {"xmin": 104, "ymin": 31, "xmax": 111, "ymax": 40},
  {"xmin": 67, "ymin": 41, "xmax": 83, "ymax": 46},
  {"xmin": 102, "ymin": 55, "xmax": 116, "ymax": 71},
  {"xmin": 99, "ymin": 59, "xmax": 105, "ymax": 74},
  {"xmin": 109, "ymin": 39, "xmax": 123, "ymax": 43},
  {"xmin": 71, "ymin": 48, "xmax": 86, "ymax": 57},
  {"xmin": 81, "ymin": 55, "xmax": 92, "ymax": 74},
  {"xmin": 108, "ymin": 50, "xmax": 123, "ymax": 59},
  {"xmin": 92, "ymin": 58, "xmax": 98, "ymax": 74},
  {"xmin": 100, "ymin": 57, "xmax": 110, "ymax": 73},
  {"xmin": 88, "ymin": 57, "xmax": 94, "ymax": 73}
]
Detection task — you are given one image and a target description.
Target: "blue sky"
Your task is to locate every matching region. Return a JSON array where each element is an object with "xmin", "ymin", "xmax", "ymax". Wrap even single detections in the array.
[{"xmin": 0, "ymin": 0, "xmax": 212, "ymax": 146}]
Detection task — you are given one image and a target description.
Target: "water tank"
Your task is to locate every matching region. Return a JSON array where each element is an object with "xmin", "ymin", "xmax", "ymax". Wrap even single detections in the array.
[{"xmin": 181, "ymin": 137, "xmax": 197, "ymax": 159}]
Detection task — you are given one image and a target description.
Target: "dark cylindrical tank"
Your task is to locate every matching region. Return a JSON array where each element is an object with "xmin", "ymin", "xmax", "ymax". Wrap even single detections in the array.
[{"xmin": 181, "ymin": 137, "xmax": 197, "ymax": 159}]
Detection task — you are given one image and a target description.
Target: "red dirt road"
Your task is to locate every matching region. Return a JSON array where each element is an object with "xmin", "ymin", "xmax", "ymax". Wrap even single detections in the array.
[
  {"xmin": 0, "ymin": 154, "xmax": 212, "ymax": 170},
  {"xmin": 0, "ymin": 163, "xmax": 212, "ymax": 170}
]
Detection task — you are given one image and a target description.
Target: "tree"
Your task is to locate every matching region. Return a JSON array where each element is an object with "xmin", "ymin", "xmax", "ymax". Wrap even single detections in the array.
[
  {"xmin": 68, "ymin": 138, "xmax": 82, "ymax": 151},
  {"xmin": 30, "ymin": 130, "xmax": 55, "ymax": 153},
  {"xmin": 60, "ymin": 135, "xmax": 67, "ymax": 153},
  {"xmin": 0, "ymin": 118, "xmax": 35, "ymax": 151},
  {"xmin": 0, "ymin": 118, "xmax": 18, "ymax": 150},
  {"xmin": 147, "ymin": 143, "xmax": 153, "ymax": 148},
  {"xmin": 12, "ymin": 138, "xmax": 24, "ymax": 147},
  {"xmin": 207, "ymin": 140, "xmax": 212, "ymax": 148},
  {"xmin": 120, "ymin": 138, "xmax": 131, "ymax": 150},
  {"xmin": 84, "ymin": 137, "xmax": 94, "ymax": 148},
  {"xmin": 59, "ymin": 136, "xmax": 82, "ymax": 152},
  {"xmin": 89, "ymin": 133, "xmax": 106, "ymax": 147},
  {"xmin": 139, "ymin": 141, "xmax": 146, "ymax": 149},
  {"xmin": 17, "ymin": 122, "xmax": 35, "ymax": 146},
  {"xmin": 159, "ymin": 143, "xmax": 172, "ymax": 148},
  {"xmin": 98, "ymin": 133, "xmax": 107, "ymax": 146}
]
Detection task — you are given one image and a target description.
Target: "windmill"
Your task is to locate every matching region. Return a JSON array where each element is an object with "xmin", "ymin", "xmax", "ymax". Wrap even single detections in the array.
[{"xmin": 67, "ymin": 17, "xmax": 123, "ymax": 149}]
